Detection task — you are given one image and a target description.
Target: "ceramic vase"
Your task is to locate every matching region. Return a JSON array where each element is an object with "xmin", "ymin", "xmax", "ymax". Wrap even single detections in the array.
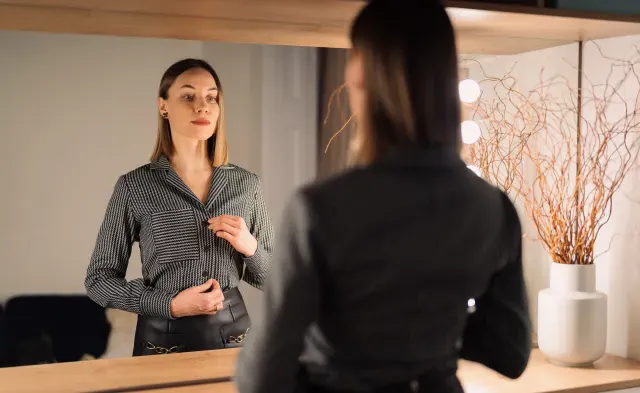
[{"xmin": 537, "ymin": 262, "xmax": 607, "ymax": 366}]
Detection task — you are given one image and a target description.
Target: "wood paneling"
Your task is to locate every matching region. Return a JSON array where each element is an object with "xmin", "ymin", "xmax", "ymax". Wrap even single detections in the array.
[{"xmin": 0, "ymin": 0, "xmax": 640, "ymax": 54}]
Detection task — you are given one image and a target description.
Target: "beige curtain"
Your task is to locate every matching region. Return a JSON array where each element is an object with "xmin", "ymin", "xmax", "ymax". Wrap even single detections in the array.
[{"xmin": 316, "ymin": 47, "xmax": 354, "ymax": 180}]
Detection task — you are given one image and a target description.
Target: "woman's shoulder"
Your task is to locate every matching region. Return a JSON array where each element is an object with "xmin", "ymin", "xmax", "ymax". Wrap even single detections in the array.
[
  {"xmin": 221, "ymin": 163, "xmax": 261, "ymax": 184},
  {"xmin": 299, "ymin": 166, "xmax": 368, "ymax": 197},
  {"xmin": 117, "ymin": 162, "xmax": 157, "ymax": 183}
]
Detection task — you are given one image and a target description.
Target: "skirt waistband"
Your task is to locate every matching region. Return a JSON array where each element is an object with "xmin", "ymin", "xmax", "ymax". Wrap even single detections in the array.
[
  {"xmin": 133, "ymin": 287, "xmax": 250, "ymax": 355},
  {"xmin": 138, "ymin": 286, "xmax": 247, "ymax": 330}
]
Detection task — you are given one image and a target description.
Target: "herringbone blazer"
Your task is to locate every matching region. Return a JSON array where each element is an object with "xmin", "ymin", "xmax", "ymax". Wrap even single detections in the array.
[{"xmin": 85, "ymin": 155, "xmax": 274, "ymax": 319}]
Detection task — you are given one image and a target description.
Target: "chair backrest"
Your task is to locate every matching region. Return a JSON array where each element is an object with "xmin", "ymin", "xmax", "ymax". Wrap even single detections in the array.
[
  {"xmin": 0, "ymin": 304, "xmax": 7, "ymax": 367},
  {"xmin": 4, "ymin": 295, "xmax": 111, "ymax": 366}
]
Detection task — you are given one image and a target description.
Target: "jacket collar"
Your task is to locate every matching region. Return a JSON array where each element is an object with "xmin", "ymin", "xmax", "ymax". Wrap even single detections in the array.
[
  {"xmin": 377, "ymin": 145, "xmax": 465, "ymax": 168},
  {"xmin": 150, "ymin": 154, "xmax": 171, "ymax": 170},
  {"xmin": 149, "ymin": 154, "xmax": 229, "ymax": 209}
]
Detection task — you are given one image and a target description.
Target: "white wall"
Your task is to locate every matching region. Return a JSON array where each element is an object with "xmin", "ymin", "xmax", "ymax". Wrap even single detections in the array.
[
  {"xmin": 0, "ymin": 31, "xmax": 318, "ymax": 323},
  {"xmin": 582, "ymin": 35, "xmax": 640, "ymax": 360}
]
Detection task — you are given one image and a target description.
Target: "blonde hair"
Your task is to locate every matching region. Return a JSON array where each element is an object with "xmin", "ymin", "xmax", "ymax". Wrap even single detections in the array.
[{"xmin": 150, "ymin": 59, "xmax": 229, "ymax": 167}]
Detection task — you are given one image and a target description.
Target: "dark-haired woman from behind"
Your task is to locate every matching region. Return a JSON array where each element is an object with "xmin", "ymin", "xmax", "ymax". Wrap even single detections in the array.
[
  {"xmin": 85, "ymin": 58, "xmax": 274, "ymax": 356},
  {"xmin": 234, "ymin": 1, "xmax": 531, "ymax": 392}
]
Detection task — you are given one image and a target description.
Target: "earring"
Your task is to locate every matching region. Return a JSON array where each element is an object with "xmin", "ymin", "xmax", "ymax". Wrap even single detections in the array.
[{"xmin": 161, "ymin": 112, "xmax": 168, "ymax": 119}]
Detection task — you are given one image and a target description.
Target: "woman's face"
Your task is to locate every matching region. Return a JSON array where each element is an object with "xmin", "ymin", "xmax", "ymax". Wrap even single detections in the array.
[
  {"xmin": 158, "ymin": 67, "xmax": 220, "ymax": 142},
  {"xmin": 345, "ymin": 50, "xmax": 365, "ymax": 122}
]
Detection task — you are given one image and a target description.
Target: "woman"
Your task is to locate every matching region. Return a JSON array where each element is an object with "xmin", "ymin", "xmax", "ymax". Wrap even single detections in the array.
[
  {"xmin": 235, "ymin": 1, "xmax": 531, "ymax": 392},
  {"xmin": 85, "ymin": 58, "xmax": 273, "ymax": 356}
]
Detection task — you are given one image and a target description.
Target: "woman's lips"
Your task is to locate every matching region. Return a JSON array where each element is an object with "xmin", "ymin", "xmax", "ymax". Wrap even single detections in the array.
[{"xmin": 192, "ymin": 119, "xmax": 211, "ymax": 126}]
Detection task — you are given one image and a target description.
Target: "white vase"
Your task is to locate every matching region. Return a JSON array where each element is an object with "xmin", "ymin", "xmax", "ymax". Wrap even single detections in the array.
[{"xmin": 537, "ymin": 262, "xmax": 607, "ymax": 366}]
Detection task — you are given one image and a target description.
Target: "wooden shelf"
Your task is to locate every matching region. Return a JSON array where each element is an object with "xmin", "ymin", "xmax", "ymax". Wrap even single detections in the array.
[
  {"xmin": 0, "ymin": 0, "xmax": 640, "ymax": 54},
  {"xmin": 144, "ymin": 383, "xmax": 237, "ymax": 393},
  {"xmin": 1, "ymin": 348, "xmax": 640, "ymax": 393},
  {"xmin": 446, "ymin": 0, "xmax": 640, "ymax": 54}
]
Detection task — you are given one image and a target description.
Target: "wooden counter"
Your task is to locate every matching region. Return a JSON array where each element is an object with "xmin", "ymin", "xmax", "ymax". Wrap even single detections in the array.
[
  {"xmin": 1, "ymin": 349, "xmax": 640, "ymax": 393},
  {"xmin": 0, "ymin": 349, "xmax": 238, "ymax": 393}
]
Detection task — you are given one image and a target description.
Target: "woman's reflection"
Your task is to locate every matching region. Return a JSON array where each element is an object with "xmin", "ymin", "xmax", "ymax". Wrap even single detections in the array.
[{"xmin": 84, "ymin": 58, "xmax": 274, "ymax": 356}]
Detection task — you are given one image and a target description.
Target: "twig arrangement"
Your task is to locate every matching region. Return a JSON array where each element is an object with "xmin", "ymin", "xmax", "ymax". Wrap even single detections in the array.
[
  {"xmin": 463, "ymin": 61, "xmax": 544, "ymax": 204},
  {"xmin": 463, "ymin": 42, "xmax": 640, "ymax": 265}
]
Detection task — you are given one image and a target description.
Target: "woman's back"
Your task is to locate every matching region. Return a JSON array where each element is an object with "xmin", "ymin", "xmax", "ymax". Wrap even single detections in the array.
[
  {"xmin": 295, "ymin": 146, "xmax": 528, "ymax": 389},
  {"xmin": 235, "ymin": 146, "xmax": 531, "ymax": 393}
]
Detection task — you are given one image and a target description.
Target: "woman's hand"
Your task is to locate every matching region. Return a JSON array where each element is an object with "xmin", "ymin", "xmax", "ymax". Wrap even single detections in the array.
[
  {"xmin": 208, "ymin": 215, "xmax": 258, "ymax": 257},
  {"xmin": 169, "ymin": 279, "xmax": 224, "ymax": 318}
]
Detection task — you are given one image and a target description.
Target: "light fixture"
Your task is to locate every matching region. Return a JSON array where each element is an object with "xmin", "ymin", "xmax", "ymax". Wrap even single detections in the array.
[
  {"xmin": 458, "ymin": 78, "xmax": 481, "ymax": 104},
  {"xmin": 461, "ymin": 120, "xmax": 481, "ymax": 144}
]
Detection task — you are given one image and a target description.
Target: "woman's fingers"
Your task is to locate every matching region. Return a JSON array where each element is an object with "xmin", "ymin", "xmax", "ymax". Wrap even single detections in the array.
[{"xmin": 209, "ymin": 221, "xmax": 239, "ymax": 235}]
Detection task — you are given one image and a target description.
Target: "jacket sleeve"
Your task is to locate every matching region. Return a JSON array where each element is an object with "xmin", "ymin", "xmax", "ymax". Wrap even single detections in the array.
[
  {"xmin": 241, "ymin": 176, "xmax": 275, "ymax": 290},
  {"xmin": 84, "ymin": 175, "xmax": 176, "ymax": 318},
  {"xmin": 459, "ymin": 191, "xmax": 532, "ymax": 379},
  {"xmin": 235, "ymin": 191, "xmax": 319, "ymax": 393}
]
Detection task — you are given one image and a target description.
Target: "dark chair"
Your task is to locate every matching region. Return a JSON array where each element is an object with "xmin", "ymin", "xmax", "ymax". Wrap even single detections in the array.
[
  {"xmin": 0, "ymin": 304, "xmax": 7, "ymax": 367},
  {"xmin": 4, "ymin": 295, "xmax": 111, "ymax": 366}
]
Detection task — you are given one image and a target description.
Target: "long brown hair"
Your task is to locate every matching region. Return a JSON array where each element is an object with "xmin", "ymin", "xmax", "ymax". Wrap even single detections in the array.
[
  {"xmin": 348, "ymin": 0, "xmax": 461, "ymax": 165},
  {"xmin": 150, "ymin": 58, "xmax": 228, "ymax": 166}
]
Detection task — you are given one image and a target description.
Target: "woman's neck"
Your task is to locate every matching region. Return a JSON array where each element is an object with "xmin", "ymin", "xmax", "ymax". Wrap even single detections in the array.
[{"xmin": 170, "ymin": 139, "xmax": 211, "ymax": 173}]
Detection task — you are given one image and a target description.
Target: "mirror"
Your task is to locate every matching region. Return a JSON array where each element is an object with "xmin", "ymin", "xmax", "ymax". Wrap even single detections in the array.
[
  {"xmin": 1, "ymin": 3, "xmax": 640, "ymax": 375},
  {"xmin": 0, "ymin": 30, "xmax": 319, "ymax": 365}
]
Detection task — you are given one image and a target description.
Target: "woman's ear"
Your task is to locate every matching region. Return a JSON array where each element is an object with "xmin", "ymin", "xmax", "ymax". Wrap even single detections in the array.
[{"xmin": 157, "ymin": 97, "xmax": 168, "ymax": 117}]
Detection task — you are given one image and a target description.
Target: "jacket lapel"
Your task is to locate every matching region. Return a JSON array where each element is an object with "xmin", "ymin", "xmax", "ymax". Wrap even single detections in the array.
[
  {"xmin": 151, "ymin": 155, "xmax": 227, "ymax": 207},
  {"xmin": 165, "ymin": 170, "xmax": 201, "ymax": 205},
  {"xmin": 205, "ymin": 166, "xmax": 228, "ymax": 210}
]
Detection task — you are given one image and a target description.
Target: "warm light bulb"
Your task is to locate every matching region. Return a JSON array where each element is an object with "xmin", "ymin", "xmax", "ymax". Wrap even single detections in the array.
[
  {"xmin": 467, "ymin": 165, "xmax": 481, "ymax": 177},
  {"xmin": 461, "ymin": 120, "xmax": 481, "ymax": 144},
  {"xmin": 459, "ymin": 78, "xmax": 481, "ymax": 103}
]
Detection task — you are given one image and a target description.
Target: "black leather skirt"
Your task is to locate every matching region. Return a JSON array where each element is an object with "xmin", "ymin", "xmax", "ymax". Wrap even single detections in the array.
[{"xmin": 132, "ymin": 287, "xmax": 250, "ymax": 356}]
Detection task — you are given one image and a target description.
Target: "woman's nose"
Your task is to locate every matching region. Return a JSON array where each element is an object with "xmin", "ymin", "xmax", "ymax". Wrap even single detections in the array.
[{"xmin": 194, "ymin": 98, "xmax": 209, "ymax": 113}]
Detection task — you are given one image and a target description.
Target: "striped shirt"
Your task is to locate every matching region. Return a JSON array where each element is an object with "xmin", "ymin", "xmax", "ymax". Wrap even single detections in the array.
[{"xmin": 84, "ymin": 155, "xmax": 274, "ymax": 319}]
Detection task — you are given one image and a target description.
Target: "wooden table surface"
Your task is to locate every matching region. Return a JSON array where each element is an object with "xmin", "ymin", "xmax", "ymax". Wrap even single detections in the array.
[
  {"xmin": 142, "ymin": 383, "xmax": 236, "ymax": 393},
  {"xmin": 1, "ymin": 348, "xmax": 640, "ymax": 393},
  {"xmin": 0, "ymin": 348, "xmax": 239, "ymax": 393}
]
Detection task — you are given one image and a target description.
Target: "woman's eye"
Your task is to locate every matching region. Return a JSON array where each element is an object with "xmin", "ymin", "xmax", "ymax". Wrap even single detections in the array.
[
  {"xmin": 182, "ymin": 94, "xmax": 194, "ymax": 101},
  {"xmin": 207, "ymin": 96, "xmax": 218, "ymax": 103}
]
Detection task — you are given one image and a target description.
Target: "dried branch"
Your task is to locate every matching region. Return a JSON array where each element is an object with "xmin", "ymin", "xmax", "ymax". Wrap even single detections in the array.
[{"xmin": 464, "ymin": 41, "xmax": 640, "ymax": 265}]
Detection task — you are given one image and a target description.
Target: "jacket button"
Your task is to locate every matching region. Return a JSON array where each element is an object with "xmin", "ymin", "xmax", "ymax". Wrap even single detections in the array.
[
  {"xmin": 203, "ymin": 244, "xmax": 211, "ymax": 252},
  {"xmin": 202, "ymin": 271, "xmax": 210, "ymax": 278}
]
